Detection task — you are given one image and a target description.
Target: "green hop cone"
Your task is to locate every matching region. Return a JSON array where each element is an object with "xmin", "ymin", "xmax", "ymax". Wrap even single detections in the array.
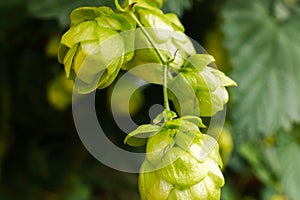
[
  {"xmin": 125, "ymin": 118, "xmax": 224, "ymax": 200},
  {"xmin": 169, "ymin": 54, "xmax": 237, "ymax": 117},
  {"xmin": 123, "ymin": 2, "xmax": 196, "ymax": 73},
  {"xmin": 58, "ymin": 6, "xmax": 136, "ymax": 93}
]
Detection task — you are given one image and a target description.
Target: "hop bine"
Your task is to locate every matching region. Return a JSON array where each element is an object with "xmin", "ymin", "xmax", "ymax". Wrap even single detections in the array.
[{"xmin": 57, "ymin": 1, "xmax": 237, "ymax": 199}]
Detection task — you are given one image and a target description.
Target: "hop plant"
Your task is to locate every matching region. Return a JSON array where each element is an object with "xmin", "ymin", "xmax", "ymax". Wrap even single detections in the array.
[
  {"xmin": 58, "ymin": 1, "xmax": 236, "ymax": 199},
  {"xmin": 125, "ymin": 117, "xmax": 224, "ymax": 200},
  {"xmin": 58, "ymin": 6, "xmax": 135, "ymax": 92}
]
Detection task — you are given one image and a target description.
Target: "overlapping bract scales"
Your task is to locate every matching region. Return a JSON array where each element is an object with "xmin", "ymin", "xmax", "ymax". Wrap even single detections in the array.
[
  {"xmin": 169, "ymin": 54, "xmax": 236, "ymax": 117},
  {"xmin": 58, "ymin": 6, "xmax": 135, "ymax": 93},
  {"xmin": 125, "ymin": 118, "xmax": 224, "ymax": 200},
  {"xmin": 58, "ymin": 1, "xmax": 237, "ymax": 199}
]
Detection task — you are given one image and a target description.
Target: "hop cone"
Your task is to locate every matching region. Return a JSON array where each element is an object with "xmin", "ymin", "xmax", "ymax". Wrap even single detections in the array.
[
  {"xmin": 58, "ymin": 6, "xmax": 135, "ymax": 92},
  {"xmin": 169, "ymin": 54, "xmax": 237, "ymax": 117},
  {"xmin": 126, "ymin": 118, "xmax": 224, "ymax": 200},
  {"xmin": 123, "ymin": 2, "xmax": 196, "ymax": 71}
]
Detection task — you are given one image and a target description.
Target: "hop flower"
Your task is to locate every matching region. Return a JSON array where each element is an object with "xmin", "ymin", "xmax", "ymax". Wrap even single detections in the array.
[
  {"xmin": 169, "ymin": 54, "xmax": 237, "ymax": 116},
  {"xmin": 125, "ymin": 118, "xmax": 224, "ymax": 200},
  {"xmin": 58, "ymin": 6, "xmax": 135, "ymax": 93},
  {"xmin": 123, "ymin": 2, "xmax": 196, "ymax": 72}
]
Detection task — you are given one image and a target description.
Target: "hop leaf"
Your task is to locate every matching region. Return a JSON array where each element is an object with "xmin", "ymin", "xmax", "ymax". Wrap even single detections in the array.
[
  {"xmin": 58, "ymin": 6, "xmax": 136, "ymax": 93},
  {"xmin": 223, "ymin": 0, "xmax": 300, "ymax": 136}
]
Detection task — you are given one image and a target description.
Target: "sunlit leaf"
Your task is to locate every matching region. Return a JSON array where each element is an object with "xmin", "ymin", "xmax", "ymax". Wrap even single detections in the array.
[{"xmin": 124, "ymin": 124, "xmax": 161, "ymax": 147}]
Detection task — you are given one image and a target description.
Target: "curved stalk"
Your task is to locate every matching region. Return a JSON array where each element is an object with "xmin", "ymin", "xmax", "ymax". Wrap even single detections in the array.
[
  {"xmin": 162, "ymin": 64, "xmax": 170, "ymax": 113},
  {"xmin": 129, "ymin": 13, "xmax": 167, "ymax": 65},
  {"xmin": 127, "ymin": 8, "xmax": 172, "ymax": 118},
  {"xmin": 114, "ymin": 0, "xmax": 172, "ymax": 119}
]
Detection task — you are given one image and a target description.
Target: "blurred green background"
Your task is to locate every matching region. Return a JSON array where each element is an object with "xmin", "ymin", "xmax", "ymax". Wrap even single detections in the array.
[{"xmin": 1, "ymin": 0, "xmax": 300, "ymax": 199}]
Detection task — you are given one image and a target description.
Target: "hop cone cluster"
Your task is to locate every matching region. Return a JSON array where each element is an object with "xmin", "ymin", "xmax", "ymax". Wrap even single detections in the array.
[
  {"xmin": 125, "ymin": 118, "xmax": 224, "ymax": 200},
  {"xmin": 57, "ymin": 1, "xmax": 236, "ymax": 200}
]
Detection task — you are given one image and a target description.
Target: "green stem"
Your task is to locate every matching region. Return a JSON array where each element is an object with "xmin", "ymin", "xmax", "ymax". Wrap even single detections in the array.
[
  {"xmin": 128, "ymin": 10, "xmax": 171, "ymax": 117},
  {"xmin": 163, "ymin": 64, "xmax": 170, "ymax": 112},
  {"xmin": 115, "ymin": 0, "xmax": 172, "ymax": 118},
  {"xmin": 115, "ymin": 0, "xmax": 125, "ymax": 12},
  {"xmin": 129, "ymin": 13, "xmax": 167, "ymax": 64}
]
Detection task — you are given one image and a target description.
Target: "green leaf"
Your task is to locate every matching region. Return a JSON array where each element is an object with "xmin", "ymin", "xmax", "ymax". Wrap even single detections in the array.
[
  {"xmin": 152, "ymin": 110, "xmax": 177, "ymax": 124},
  {"xmin": 223, "ymin": 0, "xmax": 300, "ymax": 137},
  {"xmin": 124, "ymin": 124, "xmax": 161, "ymax": 147}
]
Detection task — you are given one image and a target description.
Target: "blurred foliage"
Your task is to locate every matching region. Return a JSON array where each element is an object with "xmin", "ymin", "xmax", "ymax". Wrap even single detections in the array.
[
  {"xmin": 47, "ymin": 72, "xmax": 73, "ymax": 111},
  {"xmin": 162, "ymin": 0, "xmax": 194, "ymax": 16},
  {"xmin": 27, "ymin": 0, "xmax": 115, "ymax": 27},
  {"xmin": 1, "ymin": 0, "xmax": 300, "ymax": 199},
  {"xmin": 217, "ymin": 125, "xmax": 233, "ymax": 167},
  {"xmin": 223, "ymin": 0, "xmax": 300, "ymax": 137},
  {"xmin": 222, "ymin": 0, "xmax": 300, "ymax": 200}
]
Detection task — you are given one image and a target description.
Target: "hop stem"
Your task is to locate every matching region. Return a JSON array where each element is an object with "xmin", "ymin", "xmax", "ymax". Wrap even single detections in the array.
[
  {"xmin": 128, "ymin": 9, "xmax": 172, "ymax": 119},
  {"xmin": 163, "ymin": 64, "xmax": 171, "ymax": 113}
]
